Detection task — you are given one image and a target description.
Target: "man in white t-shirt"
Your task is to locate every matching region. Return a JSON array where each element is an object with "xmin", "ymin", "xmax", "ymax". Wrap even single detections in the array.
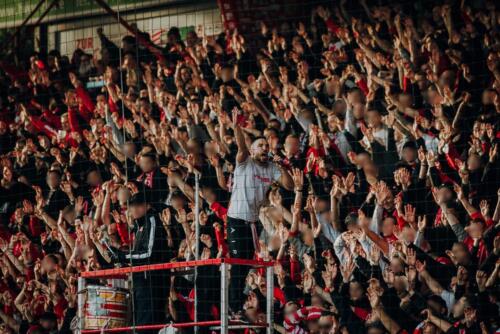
[{"xmin": 226, "ymin": 108, "xmax": 293, "ymax": 312}]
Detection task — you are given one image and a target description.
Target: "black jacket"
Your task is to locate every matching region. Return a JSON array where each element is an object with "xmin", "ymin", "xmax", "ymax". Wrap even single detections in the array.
[{"xmin": 122, "ymin": 210, "xmax": 172, "ymax": 267}]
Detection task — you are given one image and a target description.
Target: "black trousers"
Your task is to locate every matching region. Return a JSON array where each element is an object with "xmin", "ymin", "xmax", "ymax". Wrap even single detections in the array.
[
  {"xmin": 227, "ymin": 217, "xmax": 255, "ymax": 312},
  {"xmin": 131, "ymin": 271, "xmax": 167, "ymax": 334}
]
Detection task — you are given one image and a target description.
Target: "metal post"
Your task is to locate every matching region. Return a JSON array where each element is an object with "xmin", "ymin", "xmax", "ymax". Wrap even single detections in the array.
[
  {"xmin": 77, "ymin": 277, "xmax": 86, "ymax": 334},
  {"xmin": 194, "ymin": 173, "xmax": 200, "ymax": 334},
  {"xmin": 220, "ymin": 261, "xmax": 229, "ymax": 334},
  {"xmin": 266, "ymin": 266, "xmax": 274, "ymax": 334},
  {"xmin": 194, "ymin": 173, "xmax": 200, "ymax": 259}
]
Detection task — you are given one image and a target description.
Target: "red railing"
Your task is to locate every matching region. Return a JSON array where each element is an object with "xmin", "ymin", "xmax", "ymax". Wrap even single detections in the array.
[{"xmin": 78, "ymin": 258, "xmax": 274, "ymax": 334}]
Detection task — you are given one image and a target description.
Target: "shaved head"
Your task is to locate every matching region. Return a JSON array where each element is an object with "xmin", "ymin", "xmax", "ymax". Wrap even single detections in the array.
[
  {"xmin": 251, "ymin": 138, "xmax": 266, "ymax": 152},
  {"xmin": 251, "ymin": 138, "xmax": 270, "ymax": 164}
]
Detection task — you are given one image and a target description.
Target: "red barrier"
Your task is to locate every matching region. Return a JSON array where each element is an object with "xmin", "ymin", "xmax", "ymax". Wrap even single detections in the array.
[
  {"xmin": 80, "ymin": 258, "xmax": 273, "ymax": 278},
  {"xmin": 81, "ymin": 320, "xmax": 268, "ymax": 333},
  {"xmin": 78, "ymin": 258, "xmax": 275, "ymax": 334},
  {"xmin": 81, "ymin": 320, "xmax": 221, "ymax": 333}
]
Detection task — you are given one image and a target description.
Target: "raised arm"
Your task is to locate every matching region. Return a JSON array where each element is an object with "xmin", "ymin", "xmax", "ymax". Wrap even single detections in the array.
[
  {"xmin": 424, "ymin": 309, "xmax": 453, "ymax": 333},
  {"xmin": 417, "ymin": 261, "xmax": 445, "ymax": 295},
  {"xmin": 367, "ymin": 289, "xmax": 402, "ymax": 334},
  {"xmin": 440, "ymin": 202, "xmax": 466, "ymax": 241},
  {"xmin": 455, "ymin": 184, "xmax": 479, "ymax": 217},
  {"xmin": 330, "ymin": 182, "xmax": 342, "ymax": 232},
  {"xmin": 290, "ymin": 169, "xmax": 304, "ymax": 235},
  {"xmin": 208, "ymin": 154, "xmax": 229, "ymax": 191},
  {"xmin": 232, "ymin": 107, "xmax": 249, "ymax": 164}
]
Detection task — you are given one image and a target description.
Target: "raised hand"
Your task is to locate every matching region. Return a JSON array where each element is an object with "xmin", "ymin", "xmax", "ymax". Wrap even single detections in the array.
[
  {"xmin": 453, "ymin": 183, "xmax": 466, "ymax": 201},
  {"xmin": 176, "ymin": 209, "xmax": 188, "ymax": 225},
  {"xmin": 431, "ymin": 187, "xmax": 444, "ymax": 206},
  {"xmin": 340, "ymin": 256, "xmax": 356, "ymax": 283},
  {"xmin": 330, "ymin": 175, "xmax": 343, "ymax": 198},
  {"xmin": 426, "ymin": 150, "xmax": 437, "ymax": 166},
  {"xmin": 161, "ymin": 208, "xmax": 172, "ymax": 226},
  {"xmin": 367, "ymin": 286, "xmax": 381, "ymax": 309},
  {"xmin": 404, "ymin": 204, "xmax": 416, "ymax": 228},
  {"xmin": 200, "ymin": 234, "xmax": 213, "ymax": 248},
  {"xmin": 476, "ymin": 270, "xmax": 487, "ymax": 292},
  {"xmin": 406, "ymin": 247, "xmax": 416, "ymax": 267},
  {"xmin": 231, "ymin": 107, "xmax": 240, "ymax": 127},
  {"xmin": 292, "ymin": 168, "xmax": 304, "ymax": 191},
  {"xmin": 302, "ymin": 271, "xmax": 316, "ymax": 293},
  {"xmin": 456, "ymin": 266, "xmax": 468, "ymax": 285},
  {"xmin": 374, "ymin": 181, "xmax": 391, "ymax": 204},
  {"xmin": 343, "ymin": 172, "xmax": 355, "ymax": 193},
  {"xmin": 278, "ymin": 226, "xmax": 289, "ymax": 245},
  {"xmin": 304, "ymin": 195, "xmax": 315, "ymax": 213},
  {"xmin": 303, "ymin": 253, "xmax": 315, "ymax": 273},
  {"xmin": 479, "ymin": 200, "xmax": 490, "ymax": 219},
  {"xmin": 399, "ymin": 168, "xmax": 411, "ymax": 189},
  {"xmin": 22, "ymin": 200, "xmax": 34, "ymax": 215}
]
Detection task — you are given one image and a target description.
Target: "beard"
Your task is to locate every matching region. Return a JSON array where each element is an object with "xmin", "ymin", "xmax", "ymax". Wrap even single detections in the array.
[{"xmin": 254, "ymin": 152, "xmax": 269, "ymax": 164}]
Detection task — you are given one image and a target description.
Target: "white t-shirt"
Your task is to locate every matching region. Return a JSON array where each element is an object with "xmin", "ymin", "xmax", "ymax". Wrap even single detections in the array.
[
  {"xmin": 227, "ymin": 158, "xmax": 282, "ymax": 222},
  {"xmin": 362, "ymin": 126, "xmax": 389, "ymax": 150}
]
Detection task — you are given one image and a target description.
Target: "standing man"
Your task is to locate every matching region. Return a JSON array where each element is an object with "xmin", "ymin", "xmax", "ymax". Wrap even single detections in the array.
[
  {"xmin": 226, "ymin": 108, "xmax": 294, "ymax": 313},
  {"xmin": 113, "ymin": 192, "xmax": 172, "ymax": 332}
]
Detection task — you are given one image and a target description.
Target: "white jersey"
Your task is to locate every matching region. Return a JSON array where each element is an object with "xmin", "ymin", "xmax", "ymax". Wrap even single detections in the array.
[{"xmin": 227, "ymin": 158, "xmax": 281, "ymax": 222}]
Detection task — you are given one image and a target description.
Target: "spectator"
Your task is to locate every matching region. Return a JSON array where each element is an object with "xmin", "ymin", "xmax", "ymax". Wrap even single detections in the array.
[{"xmin": 226, "ymin": 108, "xmax": 293, "ymax": 312}]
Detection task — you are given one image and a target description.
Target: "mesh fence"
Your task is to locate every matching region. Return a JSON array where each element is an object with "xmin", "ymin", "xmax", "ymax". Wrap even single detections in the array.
[{"xmin": 0, "ymin": 0, "xmax": 499, "ymax": 333}]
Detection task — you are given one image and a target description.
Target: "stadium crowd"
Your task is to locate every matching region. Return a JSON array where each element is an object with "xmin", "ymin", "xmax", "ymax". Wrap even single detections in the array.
[{"xmin": 0, "ymin": 0, "xmax": 499, "ymax": 333}]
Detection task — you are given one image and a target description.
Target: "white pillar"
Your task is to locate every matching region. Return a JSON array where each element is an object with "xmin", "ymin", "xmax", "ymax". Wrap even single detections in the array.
[
  {"xmin": 194, "ymin": 173, "xmax": 200, "ymax": 334},
  {"xmin": 220, "ymin": 262, "xmax": 229, "ymax": 334},
  {"xmin": 77, "ymin": 277, "xmax": 86, "ymax": 334},
  {"xmin": 266, "ymin": 266, "xmax": 274, "ymax": 334}
]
